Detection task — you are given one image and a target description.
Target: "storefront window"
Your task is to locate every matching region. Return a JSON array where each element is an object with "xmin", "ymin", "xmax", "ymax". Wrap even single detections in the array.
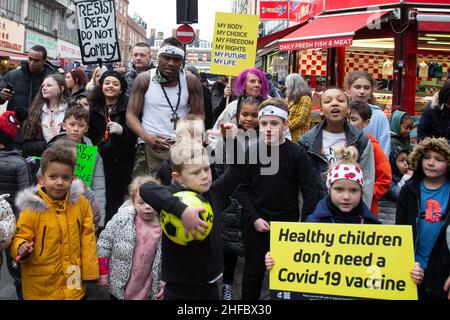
[
  {"xmin": 0, "ymin": 0, "xmax": 21, "ymax": 21},
  {"xmin": 28, "ymin": 0, "xmax": 53, "ymax": 34}
]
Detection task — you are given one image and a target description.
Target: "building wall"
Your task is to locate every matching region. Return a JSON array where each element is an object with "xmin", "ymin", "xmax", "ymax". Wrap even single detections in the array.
[
  {"xmin": 115, "ymin": 0, "xmax": 129, "ymax": 65},
  {"xmin": 151, "ymin": 35, "xmax": 212, "ymax": 72},
  {"xmin": 126, "ymin": 16, "xmax": 148, "ymax": 63}
]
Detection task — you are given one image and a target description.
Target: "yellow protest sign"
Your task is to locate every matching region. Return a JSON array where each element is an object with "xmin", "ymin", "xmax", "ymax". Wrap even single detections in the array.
[
  {"xmin": 210, "ymin": 12, "xmax": 259, "ymax": 76},
  {"xmin": 269, "ymin": 222, "xmax": 418, "ymax": 300}
]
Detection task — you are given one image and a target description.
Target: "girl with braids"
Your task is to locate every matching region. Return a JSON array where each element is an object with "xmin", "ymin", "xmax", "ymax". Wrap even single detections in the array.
[
  {"xmin": 22, "ymin": 74, "xmax": 70, "ymax": 158},
  {"xmin": 212, "ymin": 95, "xmax": 262, "ymax": 300},
  {"xmin": 417, "ymin": 80, "xmax": 450, "ymax": 143}
]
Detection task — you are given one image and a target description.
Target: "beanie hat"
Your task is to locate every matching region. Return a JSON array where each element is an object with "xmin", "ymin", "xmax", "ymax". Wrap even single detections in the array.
[
  {"xmin": 0, "ymin": 109, "xmax": 27, "ymax": 145},
  {"xmin": 99, "ymin": 70, "xmax": 127, "ymax": 94}
]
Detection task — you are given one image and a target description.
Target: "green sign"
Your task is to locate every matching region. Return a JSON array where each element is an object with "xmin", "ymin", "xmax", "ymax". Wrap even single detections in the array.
[{"xmin": 75, "ymin": 144, "xmax": 98, "ymax": 187}]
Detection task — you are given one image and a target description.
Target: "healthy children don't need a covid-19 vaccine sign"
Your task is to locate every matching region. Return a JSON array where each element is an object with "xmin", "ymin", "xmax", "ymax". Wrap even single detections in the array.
[{"xmin": 269, "ymin": 222, "xmax": 418, "ymax": 300}]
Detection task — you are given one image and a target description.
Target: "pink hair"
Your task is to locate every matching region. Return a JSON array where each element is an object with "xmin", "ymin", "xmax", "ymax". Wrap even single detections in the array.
[{"xmin": 233, "ymin": 68, "xmax": 269, "ymax": 98}]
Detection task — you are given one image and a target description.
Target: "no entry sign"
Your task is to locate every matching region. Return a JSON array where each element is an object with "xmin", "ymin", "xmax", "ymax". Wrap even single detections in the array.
[{"xmin": 176, "ymin": 24, "xmax": 196, "ymax": 44}]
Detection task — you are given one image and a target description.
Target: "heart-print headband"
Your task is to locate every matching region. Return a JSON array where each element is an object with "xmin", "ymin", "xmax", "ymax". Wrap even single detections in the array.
[{"xmin": 326, "ymin": 164, "xmax": 364, "ymax": 189}]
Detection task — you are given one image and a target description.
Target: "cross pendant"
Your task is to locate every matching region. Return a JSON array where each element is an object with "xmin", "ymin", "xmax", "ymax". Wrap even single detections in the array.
[{"xmin": 170, "ymin": 113, "xmax": 179, "ymax": 129}]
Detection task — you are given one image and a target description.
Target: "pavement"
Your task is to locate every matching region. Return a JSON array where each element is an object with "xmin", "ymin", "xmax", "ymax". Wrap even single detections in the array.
[{"xmin": 0, "ymin": 253, "xmax": 269, "ymax": 300}]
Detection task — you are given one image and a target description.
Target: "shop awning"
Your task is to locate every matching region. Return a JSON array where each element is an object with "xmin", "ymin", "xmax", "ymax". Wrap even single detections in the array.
[
  {"xmin": 257, "ymin": 22, "xmax": 306, "ymax": 50},
  {"xmin": 278, "ymin": 10, "xmax": 391, "ymax": 51},
  {"xmin": 0, "ymin": 50, "xmax": 28, "ymax": 64},
  {"xmin": 417, "ymin": 12, "xmax": 450, "ymax": 32}
]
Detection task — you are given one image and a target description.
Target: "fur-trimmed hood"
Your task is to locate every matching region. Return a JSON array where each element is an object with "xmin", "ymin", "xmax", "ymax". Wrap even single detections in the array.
[{"xmin": 15, "ymin": 179, "xmax": 85, "ymax": 213}]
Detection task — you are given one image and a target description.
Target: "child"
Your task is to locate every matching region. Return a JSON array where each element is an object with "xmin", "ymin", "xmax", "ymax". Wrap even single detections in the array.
[
  {"xmin": 213, "ymin": 96, "xmax": 262, "ymax": 300},
  {"xmin": 379, "ymin": 146, "xmax": 413, "ymax": 224},
  {"xmin": 299, "ymin": 87, "xmax": 376, "ymax": 209},
  {"xmin": 49, "ymin": 139, "xmax": 101, "ymax": 233},
  {"xmin": 390, "ymin": 109, "xmax": 413, "ymax": 150},
  {"xmin": 265, "ymin": 146, "xmax": 381, "ymax": 275},
  {"xmin": 396, "ymin": 137, "xmax": 450, "ymax": 300},
  {"xmin": 0, "ymin": 194, "xmax": 16, "ymax": 280},
  {"xmin": 0, "ymin": 109, "xmax": 32, "ymax": 210},
  {"xmin": 235, "ymin": 98, "xmax": 319, "ymax": 300},
  {"xmin": 0, "ymin": 109, "xmax": 31, "ymax": 298},
  {"xmin": 48, "ymin": 105, "xmax": 106, "ymax": 229},
  {"xmin": 96, "ymin": 175, "xmax": 164, "ymax": 300},
  {"xmin": 348, "ymin": 100, "xmax": 392, "ymax": 216},
  {"xmin": 9, "ymin": 146, "xmax": 99, "ymax": 300},
  {"xmin": 139, "ymin": 117, "xmax": 245, "ymax": 300},
  {"xmin": 75, "ymin": 93, "xmax": 90, "ymax": 111},
  {"xmin": 344, "ymin": 70, "xmax": 391, "ymax": 156},
  {"xmin": 21, "ymin": 74, "xmax": 69, "ymax": 158}
]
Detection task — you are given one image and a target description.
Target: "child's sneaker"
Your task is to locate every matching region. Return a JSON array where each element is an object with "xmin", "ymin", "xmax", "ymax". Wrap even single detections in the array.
[{"xmin": 221, "ymin": 284, "xmax": 233, "ymax": 300}]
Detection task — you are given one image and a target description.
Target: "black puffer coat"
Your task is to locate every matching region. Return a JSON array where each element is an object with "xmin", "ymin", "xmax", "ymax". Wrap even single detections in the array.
[
  {"xmin": 0, "ymin": 148, "xmax": 32, "ymax": 211},
  {"xmin": 417, "ymin": 93, "xmax": 450, "ymax": 143},
  {"xmin": 0, "ymin": 61, "xmax": 56, "ymax": 112}
]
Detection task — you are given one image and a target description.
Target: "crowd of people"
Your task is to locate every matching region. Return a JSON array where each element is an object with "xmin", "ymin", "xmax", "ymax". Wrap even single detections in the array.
[{"xmin": 0, "ymin": 36, "xmax": 449, "ymax": 301}]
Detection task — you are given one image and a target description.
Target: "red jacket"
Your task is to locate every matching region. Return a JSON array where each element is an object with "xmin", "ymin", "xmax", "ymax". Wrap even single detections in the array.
[{"xmin": 369, "ymin": 133, "xmax": 392, "ymax": 216}]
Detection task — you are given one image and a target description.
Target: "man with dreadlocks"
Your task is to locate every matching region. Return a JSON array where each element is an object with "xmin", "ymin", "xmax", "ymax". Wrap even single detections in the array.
[
  {"xmin": 126, "ymin": 37, "xmax": 205, "ymax": 178},
  {"xmin": 417, "ymin": 80, "xmax": 450, "ymax": 144}
]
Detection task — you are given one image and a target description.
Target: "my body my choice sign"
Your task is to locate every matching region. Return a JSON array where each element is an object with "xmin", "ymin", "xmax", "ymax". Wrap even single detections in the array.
[
  {"xmin": 74, "ymin": 144, "xmax": 97, "ymax": 188},
  {"xmin": 76, "ymin": 0, "xmax": 121, "ymax": 64},
  {"xmin": 269, "ymin": 222, "xmax": 418, "ymax": 300},
  {"xmin": 210, "ymin": 12, "xmax": 259, "ymax": 77}
]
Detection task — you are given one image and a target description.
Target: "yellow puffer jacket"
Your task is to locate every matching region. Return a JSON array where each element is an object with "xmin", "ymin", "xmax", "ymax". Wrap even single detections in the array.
[{"xmin": 9, "ymin": 180, "xmax": 99, "ymax": 300}]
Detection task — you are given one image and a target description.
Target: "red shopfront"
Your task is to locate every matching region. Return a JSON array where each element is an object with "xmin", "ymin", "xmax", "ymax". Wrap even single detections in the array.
[{"xmin": 261, "ymin": 0, "xmax": 450, "ymax": 115}]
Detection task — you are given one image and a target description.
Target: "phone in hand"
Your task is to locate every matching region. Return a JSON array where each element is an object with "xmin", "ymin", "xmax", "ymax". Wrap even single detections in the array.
[{"xmin": 6, "ymin": 83, "xmax": 14, "ymax": 93}]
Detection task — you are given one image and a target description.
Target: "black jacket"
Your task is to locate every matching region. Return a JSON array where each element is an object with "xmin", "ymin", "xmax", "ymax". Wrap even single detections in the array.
[
  {"xmin": 0, "ymin": 148, "xmax": 32, "ymax": 211},
  {"xmin": 417, "ymin": 101, "xmax": 450, "ymax": 143},
  {"xmin": 396, "ymin": 173, "xmax": 450, "ymax": 300},
  {"xmin": 0, "ymin": 61, "xmax": 56, "ymax": 112},
  {"xmin": 87, "ymin": 94, "xmax": 136, "ymax": 160},
  {"xmin": 210, "ymin": 81, "xmax": 236, "ymax": 123},
  {"xmin": 139, "ymin": 165, "xmax": 243, "ymax": 285}
]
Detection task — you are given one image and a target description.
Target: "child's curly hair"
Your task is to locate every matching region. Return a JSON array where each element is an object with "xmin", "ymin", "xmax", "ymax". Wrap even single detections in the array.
[
  {"xmin": 409, "ymin": 137, "xmax": 450, "ymax": 175},
  {"xmin": 40, "ymin": 145, "xmax": 77, "ymax": 174}
]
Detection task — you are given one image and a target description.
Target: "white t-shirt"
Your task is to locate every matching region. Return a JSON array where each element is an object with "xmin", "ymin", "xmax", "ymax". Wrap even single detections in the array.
[{"xmin": 322, "ymin": 131, "xmax": 346, "ymax": 163}]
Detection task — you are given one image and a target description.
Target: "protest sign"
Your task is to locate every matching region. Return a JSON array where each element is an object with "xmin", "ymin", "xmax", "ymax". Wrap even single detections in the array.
[
  {"xmin": 76, "ymin": 0, "xmax": 121, "ymax": 64},
  {"xmin": 269, "ymin": 222, "xmax": 418, "ymax": 300},
  {"xmin": 210, "ymin": 12, "xmax": 259, "ymax": 77},
  {"xmin": 75, "ymin": 144, "xmax": 98, "ymax": 188}
]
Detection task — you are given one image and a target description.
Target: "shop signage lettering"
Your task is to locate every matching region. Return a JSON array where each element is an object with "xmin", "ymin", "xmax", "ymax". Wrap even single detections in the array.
[
  {"xmin": 269, "ymin": 222, "xmax": 418, "ymax": 300},
  {"xmin": 76, "ymin": 0, "xmax": 120, "ymax": 64},
  {"xmin": 0, "ymin": 17, "xmax": 25, "ymax": 53},
  {"xmin": 280, "ymin": 37, "xmax": 353, "ymax": 51},
  {"xmin": 26, "ymin": 31, "xmax": 57, "ymax": 58}
]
